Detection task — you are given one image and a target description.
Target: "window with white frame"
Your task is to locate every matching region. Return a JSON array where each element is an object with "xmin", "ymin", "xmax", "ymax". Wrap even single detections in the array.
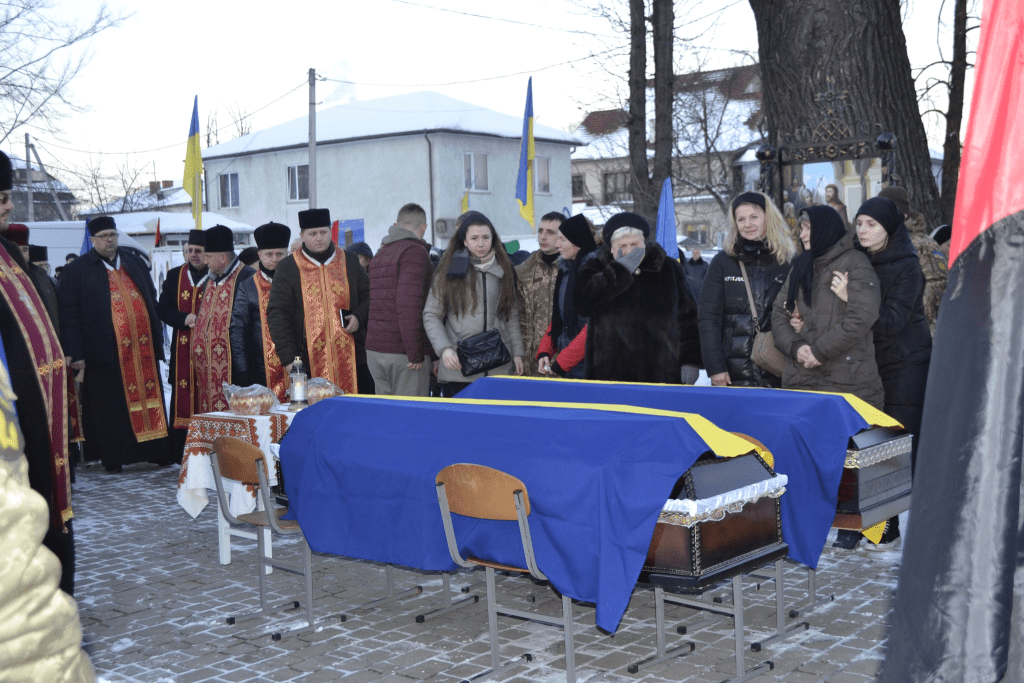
[
  {"xmin": 288, "ymin": 164, "xmax": 309, "ymax": 201},
  {"xmin": 683, "ymin": 223, "xmax": 709, "ymax": 245},
  {"xmin": 219, "ymin": 173, "xmax": 239, "ymax": 208},
  {"xmin": 535, "ymin": 157, "xmax": 550, "ymax": 194},
  {"xmin": 603, "ymin": 171, "xmax": 631, "ymax": 204},
  {"xmin": 463, "ymin": 153, "xmax": 488, "ymax": 190}
]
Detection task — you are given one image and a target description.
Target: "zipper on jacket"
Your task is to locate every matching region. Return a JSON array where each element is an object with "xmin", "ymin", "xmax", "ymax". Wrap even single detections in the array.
[{"xmin": 482, "ymin": 272, "xmax": 488, "ymax": 377}]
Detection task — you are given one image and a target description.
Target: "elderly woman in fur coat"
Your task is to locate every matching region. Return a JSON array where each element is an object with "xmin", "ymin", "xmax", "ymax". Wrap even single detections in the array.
[{"xmin": 573, "ymin": 212, "xmax": 702, "ymax": 384}]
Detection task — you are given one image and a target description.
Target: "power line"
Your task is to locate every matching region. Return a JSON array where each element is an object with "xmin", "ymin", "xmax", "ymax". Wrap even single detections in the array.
[
  {"xmin": 36, "ymin": 80, "xmax": 307, "ymax": 157},
  {"xmin": 318, "ymin": 46, "xmax": 624, "ymax": 88},
  {"xmin": 385, "ymin": 0, "xmax": 745, "ymax": 42},
  {"xmin": 385, "ymin": 0, "xmax": 614, "ymax": 36}
]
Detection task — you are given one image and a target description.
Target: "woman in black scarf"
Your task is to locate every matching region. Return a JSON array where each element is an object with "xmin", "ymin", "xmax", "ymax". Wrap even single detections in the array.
[
  {"xmin": 698, "ymin": 191, "xmax": 796, "ymax": 387},
  {"xmin": 536, "ymin": 214, "xmax": 600, "ymax": 378},
  {"xmin": 847, "ymin": 196, "xmax": 932, "ymax": 550},
  {"xmin": 772, "ymin": 205, "xmax": 885, "ymax": 552},
  {"xmin": 771, "ymin": 205, "xmax": 885, "ymax": 402}
]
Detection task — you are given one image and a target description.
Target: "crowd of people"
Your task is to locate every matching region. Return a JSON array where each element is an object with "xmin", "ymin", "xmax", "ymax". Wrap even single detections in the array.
[{"xmin": 0, "ymin": 145, "xmax": 950, "ymax": 607}]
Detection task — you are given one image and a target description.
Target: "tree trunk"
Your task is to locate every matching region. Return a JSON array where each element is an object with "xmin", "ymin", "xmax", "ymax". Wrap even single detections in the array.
[
  {"xmin": 627, "ymin": 0, "xmax": 654, "ymax": 219},
  {"xmin": 940, "ymin": 0, "xmax": 968, "ymax": 226},
  {"xmin": 627, "ymin": 0, "xmax": 673, "ymax": 224},
  {"xmin": 748, "ymin": 0, "xmax": 943, "ymax": 228},
  {"xmin": 650, "ymin": 0, "xmax": 674, "ymax": 203}
]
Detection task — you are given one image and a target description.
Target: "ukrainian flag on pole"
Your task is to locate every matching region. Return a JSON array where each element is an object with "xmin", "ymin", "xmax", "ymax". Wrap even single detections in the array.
[
  {"xmin": 183, "ymin": 96, "xmax": 203, "ymax": 231},
  {"xmin": 515, "ymin": 78, "xmax": 535, "ymax": 228}
]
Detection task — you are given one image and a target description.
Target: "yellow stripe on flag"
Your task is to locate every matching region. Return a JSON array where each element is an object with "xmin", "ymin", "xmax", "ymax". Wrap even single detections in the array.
[{"xmin": 338, "ymin": 394, "xmax": 755, "ymax": 459}]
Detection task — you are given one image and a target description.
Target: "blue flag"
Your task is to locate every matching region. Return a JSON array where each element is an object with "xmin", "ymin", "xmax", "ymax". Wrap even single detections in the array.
[
  {"xmin": 79, "ymin": 219, "xmax": 92, "ymax": 256},
  {"xmin": 655, "ymin": 177, "xmax": 678, "ymax": 259},
  {"xmin": 515, "ymin": 78, "xmax": 535, "ymax": 227}
]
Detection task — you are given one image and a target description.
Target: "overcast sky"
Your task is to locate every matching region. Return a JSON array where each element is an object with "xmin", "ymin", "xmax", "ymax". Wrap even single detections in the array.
[{"xmin": 9, "ymin": 0, "xmax": 963, "ymax": 200}]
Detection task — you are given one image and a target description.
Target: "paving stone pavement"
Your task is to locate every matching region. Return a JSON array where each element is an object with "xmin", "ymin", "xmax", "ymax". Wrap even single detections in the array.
[{"xmin": 72, "ymin": 461, "xmax": 904, "ymax": 683}]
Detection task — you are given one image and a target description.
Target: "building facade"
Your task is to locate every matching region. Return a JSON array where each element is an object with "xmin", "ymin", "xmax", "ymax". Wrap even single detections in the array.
[{"xmin": 202, "ymin": 92, "xmax": 581, "ymax": 251}]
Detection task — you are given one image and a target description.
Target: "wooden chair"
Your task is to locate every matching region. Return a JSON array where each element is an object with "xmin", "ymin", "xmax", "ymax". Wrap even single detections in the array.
[
  {"xmin": 435, "ymin": 463, "xmax": 577, "ymax": 683},
  {"xmin": 210, "ymin": 436, "xmax": 345, "ymax": 640}
]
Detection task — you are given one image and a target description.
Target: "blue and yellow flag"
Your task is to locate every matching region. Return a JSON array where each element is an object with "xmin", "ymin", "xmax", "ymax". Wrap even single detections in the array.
[
  {"xmin": 515, "ymin": 78, "xmax": 535, "ymax": 228},
  {"xmin": 460, "ymin": 189, "xmax": 469, "ymax": 214},
  {"xmin": 183, "ymin": 96, "xmax": 203, "ymax": 231}
]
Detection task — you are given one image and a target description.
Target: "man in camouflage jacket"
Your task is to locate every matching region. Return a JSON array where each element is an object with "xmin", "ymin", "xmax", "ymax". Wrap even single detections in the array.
[{"xmin": 515, "ymin": 213, "xmax": 563, "ymax": 376}]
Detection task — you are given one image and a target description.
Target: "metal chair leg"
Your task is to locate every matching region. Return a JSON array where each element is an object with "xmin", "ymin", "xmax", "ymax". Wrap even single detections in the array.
[
  {"xmin": 226, "ymin": 528, "xmax": 300, "ymax": 626},
  {"xmin": 454, "ymin": 567, "xmax": 532, "ymax": 683},
  {"xmin": 415, "ymin": 570, "xmax": 479, "ymax": 622},
  {"xmin": 360, "ymin": 564, "xmax": 423, "ymax": 612},
  {"xmin": 562, "ymin": 593, "xmax": 576, "ymax": 683}
]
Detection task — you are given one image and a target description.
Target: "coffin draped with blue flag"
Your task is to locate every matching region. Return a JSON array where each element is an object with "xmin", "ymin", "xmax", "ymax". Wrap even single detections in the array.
[
  {"xmin": 461, "ymin": 377, "xmax": 908, "ymax": 569},
  {"xmin": 279, "ymin": 395, "xmax": 770, "ymax": 632}
]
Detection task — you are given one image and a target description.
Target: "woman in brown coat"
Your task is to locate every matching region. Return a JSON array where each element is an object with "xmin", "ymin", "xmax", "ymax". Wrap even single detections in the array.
[
  {"xmin": 772, "ymin": 205, "xmax": 884, "ymax": 552},
  {"xmin": 772, "ymin": 205, "xmax": 884, "ymax": 406}
]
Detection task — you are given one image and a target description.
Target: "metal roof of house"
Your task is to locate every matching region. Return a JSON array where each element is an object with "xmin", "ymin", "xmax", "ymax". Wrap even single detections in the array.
[
  {"xmin": 84, "ymin": 184, "xmax": 198, "ymax": 216},
  {"xmin": 203, "ymin": 91, "xmax": 583, "ymax": 160}
]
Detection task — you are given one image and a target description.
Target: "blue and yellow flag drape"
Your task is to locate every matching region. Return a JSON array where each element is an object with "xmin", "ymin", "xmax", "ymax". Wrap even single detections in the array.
[
  {"xmin": 183, "ymin": 96, "xmax": 203, "ymax": 231},
  {"xmin": 515, "ymin": 78, "xmax": 535, "ymax": 228},
  {"xmin": 461, "ymin": 189, "xmax": 469, "ymax": 214}
]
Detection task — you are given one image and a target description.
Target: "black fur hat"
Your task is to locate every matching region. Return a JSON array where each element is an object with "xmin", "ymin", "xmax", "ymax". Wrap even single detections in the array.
[
  {"xmin": 0, "ymin": 151, "xmax": 12, "ymax": 192},
  {"xmin": 602, "ymin": 212, "xmax": 650, "ymax": 245}
]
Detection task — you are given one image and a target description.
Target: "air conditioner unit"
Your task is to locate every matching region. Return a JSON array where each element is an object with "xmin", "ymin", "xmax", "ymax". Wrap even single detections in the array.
[{"xmin": 434, "ymin": 217, "xmax": 458, "ymax": 239}]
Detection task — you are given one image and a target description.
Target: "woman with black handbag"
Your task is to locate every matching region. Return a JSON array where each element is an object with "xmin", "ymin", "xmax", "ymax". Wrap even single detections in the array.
[
  {"xmin": 698, "ymin": 192, "xmax": 796, "ymax": 387},
  {"xmin": 422, "ymin": 211, "xmax": 525, "ymax": 395}
]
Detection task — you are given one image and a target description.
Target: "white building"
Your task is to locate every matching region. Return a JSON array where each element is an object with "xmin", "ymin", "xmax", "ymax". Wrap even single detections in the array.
[{"xmin": 202, "ymin": 91, "xmax": 582, "ymax": 251}]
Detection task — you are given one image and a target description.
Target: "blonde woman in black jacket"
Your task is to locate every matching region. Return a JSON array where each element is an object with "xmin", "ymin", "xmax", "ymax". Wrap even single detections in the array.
[{"xmin": 698, "ymin": 192, "xmax": 796, "ymax": 387}]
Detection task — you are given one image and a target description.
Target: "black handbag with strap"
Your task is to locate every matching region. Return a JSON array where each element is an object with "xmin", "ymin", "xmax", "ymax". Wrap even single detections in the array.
[
  {"xmin": 454, "ymin": 273, "xmax": 511, "ymax": 377},
  {"xmin": 738, "ymin": 261, "xmax": 787, "ymax": 378}
]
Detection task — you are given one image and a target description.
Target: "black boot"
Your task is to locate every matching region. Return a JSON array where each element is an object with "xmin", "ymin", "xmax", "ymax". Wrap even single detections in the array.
[
  {"xmin": 831, "ymin": 529, "xmax": 861, "ymax": 553},
  {"xmin": 865, "ymin": 517, "xmax": 901, "ymax": 552}
]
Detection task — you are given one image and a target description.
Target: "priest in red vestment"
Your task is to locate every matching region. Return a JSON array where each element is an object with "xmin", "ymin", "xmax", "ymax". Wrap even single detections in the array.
[
  {"xmin": 191, "ymin": 225, "xmax": 254, "ymax": 413},
  {"xmin": 157, "ymin": 229, "xmax": 208, "ymax": 461},
  {"xmin": 58, "ymin": 215, "xmax": 170, "ymax": 473},
  {"xmin": 267, "ymin": 208, "xmax": 369, "ymax": 394},
  {"xmin": 230, "ymin": 221, "xmax": 290, "ymax": 400},
  {"xmin": 0, "ymin": 151, "xmax": 76, "ymax": 594}
]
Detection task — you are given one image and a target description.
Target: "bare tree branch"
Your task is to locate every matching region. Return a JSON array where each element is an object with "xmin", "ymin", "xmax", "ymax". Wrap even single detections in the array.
[{"xmin": 1, "ymin": 0, "xmax": 131, "ymax": 143}]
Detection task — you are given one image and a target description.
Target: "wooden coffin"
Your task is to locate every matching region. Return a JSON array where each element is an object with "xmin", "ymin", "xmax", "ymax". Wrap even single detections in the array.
[
  {"xmin": 833, "ymin": 427, "xmax": 913, "ymax": 530},
  {"xmin": 642, "ymin": 452, "xmax": 786, "ymax": 591}
]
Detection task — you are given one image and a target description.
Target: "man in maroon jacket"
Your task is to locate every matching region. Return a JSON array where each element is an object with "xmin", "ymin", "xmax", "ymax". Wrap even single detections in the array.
[{"xmin": 366, "ymin": 203, "xmax": 433, "ymax": 395}]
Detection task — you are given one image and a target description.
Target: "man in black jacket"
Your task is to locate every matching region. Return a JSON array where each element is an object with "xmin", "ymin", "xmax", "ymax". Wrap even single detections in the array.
[
  {"xmin": 681, "ymin": 247, "xmax": 710, "ymax": 303},
  {"xmin": 58, "ymin": 215, "xmax": 170, "ymax": 472},
  {"xmin": 156, "ymin": 229, "xmax": 208, "ymax": 462},
  {"xmin": 230, "ymin": 222, "xmax": 290, "ymax": 398}
]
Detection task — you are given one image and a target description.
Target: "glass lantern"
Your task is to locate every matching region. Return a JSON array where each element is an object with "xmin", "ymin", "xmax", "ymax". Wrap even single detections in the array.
[{"xmin": 289, "ymin": 356, "xmax": 309, "ymax": 411}]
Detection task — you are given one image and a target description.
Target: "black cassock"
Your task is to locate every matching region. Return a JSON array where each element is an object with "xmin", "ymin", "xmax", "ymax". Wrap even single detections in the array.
[{"xmin": 57, "ymin": 248, "xmax": 170, "ymax": 469}]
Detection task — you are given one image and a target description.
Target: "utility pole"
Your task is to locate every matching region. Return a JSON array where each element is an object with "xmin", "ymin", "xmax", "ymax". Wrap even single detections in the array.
[
  {"xmin": 29, "ymin": 144, "xmax": 69, "ymax": 221},
  {"xmin": 25, "ymin": 133, "xmax": 34, "ymax": 222},
  {"xmin": 308, "ymin": 67, "xmax": 317, "ymax": 210}
]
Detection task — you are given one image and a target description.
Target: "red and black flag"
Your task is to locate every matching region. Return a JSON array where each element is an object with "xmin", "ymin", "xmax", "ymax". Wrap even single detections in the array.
[{"xmin": 881, "ymin": 1, "xmax": 1024, "ymax": 681}]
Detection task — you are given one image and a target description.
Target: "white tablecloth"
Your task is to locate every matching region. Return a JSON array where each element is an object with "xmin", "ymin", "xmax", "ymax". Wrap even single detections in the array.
[{"xmin": 176, "ymin": 409, "xmax": 294, "ymax": 518}]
